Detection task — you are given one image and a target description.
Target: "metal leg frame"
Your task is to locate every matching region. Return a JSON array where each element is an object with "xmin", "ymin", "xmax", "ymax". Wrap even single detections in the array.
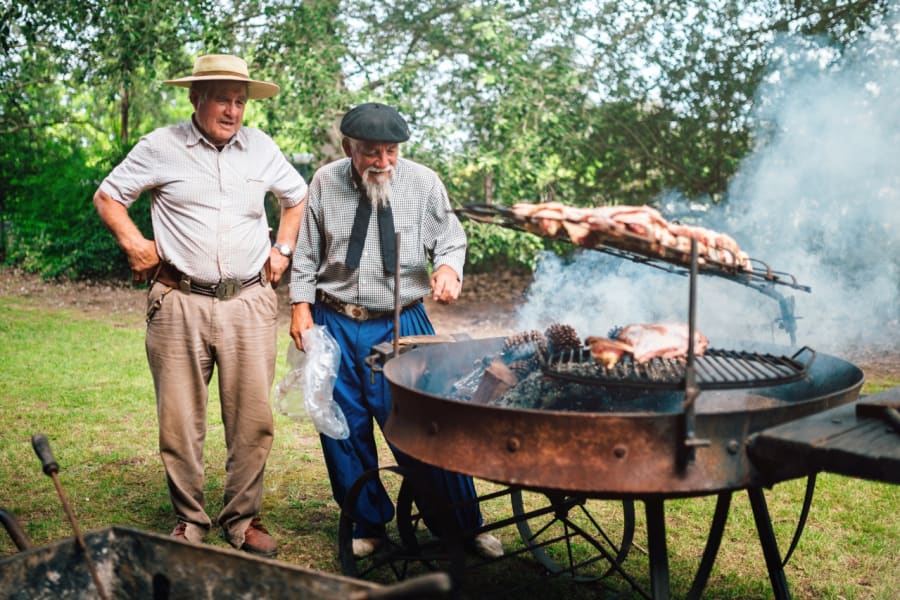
[
  {"xmin": 339, "ymin": 465, "xmax": 421, "ymax": 580},
  {"xmin": 644, "ymin": 488, "xmax": 793, "ymax": 600},
  {"xmin": 747, "ymin": 487, "xmax": 792, "ymax": 600},
  {"xmin": 644, "ymin": 498, "xmax": 670, "ymax": 600},
  {"xmin": 685, "ymin": 492, "xmax": 732, "ymax": 600},
  {"xmin": 339, "ymin": 468, "xmax": 803, "ymax": 599}
]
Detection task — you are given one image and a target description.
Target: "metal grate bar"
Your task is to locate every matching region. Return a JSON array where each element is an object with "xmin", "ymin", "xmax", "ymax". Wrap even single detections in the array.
[{"xmin": 542, "ymin": 347, "xmax": 811, "ymax": 390}]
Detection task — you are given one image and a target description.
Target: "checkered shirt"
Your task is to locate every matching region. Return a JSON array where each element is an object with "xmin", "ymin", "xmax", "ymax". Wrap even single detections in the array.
[
  {"xmin": 99, "ymin": 120, "xmax": 307, "ymax": 285},
  {"xmin": 289, "ymin": 157, "xmax": 467, "ymax": 311}
]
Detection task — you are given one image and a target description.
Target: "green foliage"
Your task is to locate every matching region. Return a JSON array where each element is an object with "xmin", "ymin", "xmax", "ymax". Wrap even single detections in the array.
[
  {"xmin": 2, "ymin": 138, "xmax": 144, "ymax": 279},
  {"xmin": 0, "ymin": 1, "xmax": 893, "ymax": 279},
  {"xmin": 461, "ymin": 220, "xmax": 546, "ymax": 273}
]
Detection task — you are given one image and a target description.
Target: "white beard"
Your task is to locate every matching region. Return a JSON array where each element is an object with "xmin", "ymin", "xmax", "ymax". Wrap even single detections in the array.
[{"xmin": 362, "ymin": 166, "xmax": 393, "ymax": 208}]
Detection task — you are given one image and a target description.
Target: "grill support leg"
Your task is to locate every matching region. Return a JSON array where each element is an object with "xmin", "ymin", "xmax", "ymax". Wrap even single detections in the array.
[
  {"xmin": 686, "ymin": 492, "xmax": 731, "ymax": 600},
  {"xmin": 645, "ymin": 497, "xmax": 670, "ymax": 599},
  {"xmin": 748, "ymin": 487, "xmax": 792, "ymax": 600}
]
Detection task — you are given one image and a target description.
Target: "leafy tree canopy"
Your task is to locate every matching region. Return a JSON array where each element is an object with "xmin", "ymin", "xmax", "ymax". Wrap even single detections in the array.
[{"xmin": 0, "ymin": 0, "xmax": 892, "ymax": 277}]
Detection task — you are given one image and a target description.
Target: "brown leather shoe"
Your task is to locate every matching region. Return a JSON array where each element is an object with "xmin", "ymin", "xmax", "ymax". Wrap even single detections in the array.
[
  {"xmin": 240, "ymin": 517, "xmax": 278, "ymax": 558},
  {"xmin": 171, "ymin": 522, "xmax": 188, "ymax": 540}
]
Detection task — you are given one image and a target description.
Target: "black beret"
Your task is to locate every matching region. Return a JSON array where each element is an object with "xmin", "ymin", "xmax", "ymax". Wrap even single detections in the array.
[{"xmin": 340, "ymin": 102, "xmax": 410, "ymax": 143}]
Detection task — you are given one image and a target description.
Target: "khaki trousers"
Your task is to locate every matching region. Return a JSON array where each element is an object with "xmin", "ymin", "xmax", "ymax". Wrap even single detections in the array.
[{"xmin": 145, "ymin": 281, "xmax": 277, "ymax": 546}]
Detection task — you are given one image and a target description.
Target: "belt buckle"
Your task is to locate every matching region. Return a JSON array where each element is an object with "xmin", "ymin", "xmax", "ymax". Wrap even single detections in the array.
[
  {"xmin": 216, "ymin": 278, "xmax": 241, "ymax": 300},
  {"xmin": 344, "ymin": 303, "xmax": 369, "ymax": 321},
  {"xmin": 178, "ymin": 277, "xmax": 191, "ymax": 295}
]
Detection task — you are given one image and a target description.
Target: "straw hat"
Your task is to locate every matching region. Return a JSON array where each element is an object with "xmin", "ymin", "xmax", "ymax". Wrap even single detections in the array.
[{"xmin": 163, "ymin": 54, "xmax": 279, "ymax": 99}]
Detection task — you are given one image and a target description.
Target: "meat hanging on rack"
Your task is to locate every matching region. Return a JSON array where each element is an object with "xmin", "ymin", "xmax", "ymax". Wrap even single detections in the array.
[
  {"xmin": 585, "ymin": 322, "xmax": 709, "ymax": 366},
  {"xmin": 510, "ymin": 201, "xmax": 752, "ymax": 271}
]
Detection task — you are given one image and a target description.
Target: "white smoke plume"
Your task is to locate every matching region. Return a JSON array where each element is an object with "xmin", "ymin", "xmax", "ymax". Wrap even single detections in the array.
[{"xmin": 516, "ymin": 18, "xmax": 900, "ymax": 355}]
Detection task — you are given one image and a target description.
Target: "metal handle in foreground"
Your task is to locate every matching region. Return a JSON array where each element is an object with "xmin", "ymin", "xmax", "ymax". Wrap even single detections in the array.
[{"xmin": 31, "ymin": 433, "xmax": 110, "ymax": 600}]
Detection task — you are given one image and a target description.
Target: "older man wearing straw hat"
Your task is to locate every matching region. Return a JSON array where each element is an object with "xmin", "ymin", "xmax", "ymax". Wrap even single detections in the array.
[{"xmin": 93, "ymin": 54, "xmax": 307, "ymax": 557}]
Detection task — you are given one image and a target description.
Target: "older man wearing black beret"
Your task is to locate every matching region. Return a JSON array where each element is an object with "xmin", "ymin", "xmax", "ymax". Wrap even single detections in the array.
[{"xmin": 289, "ymin": 102, "xmax": 502, "ymax": 559}]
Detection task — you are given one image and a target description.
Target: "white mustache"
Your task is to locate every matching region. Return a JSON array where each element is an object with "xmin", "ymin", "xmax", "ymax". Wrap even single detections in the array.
[{"xmin": 366, "ymin": 166, "xmax": 394, "ymax": 175}]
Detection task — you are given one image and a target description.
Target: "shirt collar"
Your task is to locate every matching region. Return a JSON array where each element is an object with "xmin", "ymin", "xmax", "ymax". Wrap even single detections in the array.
[{"xmin": 187, "ymin": 116, "xmax": 246, "ymax": 150}]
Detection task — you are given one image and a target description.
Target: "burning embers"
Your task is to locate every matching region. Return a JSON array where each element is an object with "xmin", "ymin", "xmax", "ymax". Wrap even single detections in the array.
[
  {"xmin": 448, "ymin": 322, "xmax": 695, "ymax": 411},
  {"xmin": 446, "ymin": 322, "xmax": 811, "ymax": 411}
]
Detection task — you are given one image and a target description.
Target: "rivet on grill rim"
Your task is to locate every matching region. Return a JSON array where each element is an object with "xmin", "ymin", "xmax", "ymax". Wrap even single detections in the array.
[
  {"xmin": 727, "ymin": 440, "xmax": 740, "ymax": 454},
  {"xmin": 613, "ymin": 445, "xmax": 627, "ymax": 459},
  {"xmin": 507, "ymin": 437, "xmax": 521, "ymax": 452},
  {"xmin": 428, "ymin": 421, "xmax": 439, "ymax": 435}
]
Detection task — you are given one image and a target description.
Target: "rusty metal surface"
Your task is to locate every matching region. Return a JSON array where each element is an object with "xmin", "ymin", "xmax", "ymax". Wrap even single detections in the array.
[
  {"xmin": 0, "ymin": 526, "xmax": 381, "ymax": 599},
  {"xmin": 383, "ymin": 337, "xmax": 864, "ymax": 497}
]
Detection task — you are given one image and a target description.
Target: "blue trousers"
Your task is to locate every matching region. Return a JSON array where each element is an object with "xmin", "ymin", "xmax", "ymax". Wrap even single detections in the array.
[{"xmin": 314, "ymin": 301, "xmax": 483, "ymax": 539}]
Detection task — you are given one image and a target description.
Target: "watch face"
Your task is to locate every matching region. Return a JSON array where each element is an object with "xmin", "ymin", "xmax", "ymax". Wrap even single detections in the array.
[{"xmin": 275, "ymin": 243, "xmax": 292, "ymax": 256}]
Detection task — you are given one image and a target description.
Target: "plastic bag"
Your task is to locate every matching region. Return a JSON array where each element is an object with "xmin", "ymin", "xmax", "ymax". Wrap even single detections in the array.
[{"xmin": 273, "ymin": 325, "xmax": 349, "ymax": 439}]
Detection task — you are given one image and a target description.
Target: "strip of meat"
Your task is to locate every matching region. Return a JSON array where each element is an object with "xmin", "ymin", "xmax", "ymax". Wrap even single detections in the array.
[
  {"xmin": 585, "ymin": 336, "xmax": 634, "ymax": 369},
  {"xmin": 613, "ymin": 323, "xmax": 709, "ymax": 363},
  {"xmin": 509, "ymin": 201, "xmax": 753, "ymax": 271}
]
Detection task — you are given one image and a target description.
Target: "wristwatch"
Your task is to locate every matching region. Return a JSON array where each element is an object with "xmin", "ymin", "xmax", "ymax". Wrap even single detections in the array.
[{"xmin": 273, "ymin": 242, "xmax": 293, "ymax": 257}]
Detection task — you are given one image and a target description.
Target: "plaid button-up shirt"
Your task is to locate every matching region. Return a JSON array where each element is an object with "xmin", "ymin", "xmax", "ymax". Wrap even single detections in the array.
[
  {"xmin": 99, "ymin": 120, "xmax": 307, "ymax": 285},
  {"xmin": 289, "ymin": 157, "xmax": 467, "ymax": 312}
]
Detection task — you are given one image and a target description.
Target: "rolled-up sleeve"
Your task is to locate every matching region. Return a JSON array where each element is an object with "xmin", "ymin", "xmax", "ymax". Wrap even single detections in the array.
[
  {"xmin": 98, "ymin": 136, "xmax": 160, "ymax": 207},
  {"xmin": 289, "ymin": 177, "xmax": 324, "ymax": 304},
  {"xmin": 424, "ymin": 179, "xmax": 467, "ymax": 280}
]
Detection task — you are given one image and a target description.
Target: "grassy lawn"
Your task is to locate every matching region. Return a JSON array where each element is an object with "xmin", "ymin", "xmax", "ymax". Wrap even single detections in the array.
[{"xmin": 0, "ymin": 296, "xmax": 897, "ymax": 598}]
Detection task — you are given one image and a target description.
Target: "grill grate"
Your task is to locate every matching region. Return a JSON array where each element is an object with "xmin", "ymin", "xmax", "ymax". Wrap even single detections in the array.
[{"xmin": 542, "ymin": 347, "xmax": 815, "ymax": 390}]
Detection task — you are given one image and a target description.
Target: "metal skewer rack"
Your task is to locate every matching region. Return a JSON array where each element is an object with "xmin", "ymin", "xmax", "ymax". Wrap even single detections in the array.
[{"xmin": 458, "ymin": 202, "xmax": 811, "ymax": 344}]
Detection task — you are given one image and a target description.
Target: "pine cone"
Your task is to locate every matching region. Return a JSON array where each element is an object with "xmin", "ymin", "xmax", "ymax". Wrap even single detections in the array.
[
  {"xmin": 544, "ymin": 322, "xmax": 581, "ymax": 355},
  {"xmin": 502, "ymin": 329, "xmax": 545, "ymax": 351},
  {"xmin": 508, "ymin": 357, "xmax": 540, "ymax": 379},
  {"xmin": 502, "ymin": 329, "xmax": 547, "ymax": 362}
]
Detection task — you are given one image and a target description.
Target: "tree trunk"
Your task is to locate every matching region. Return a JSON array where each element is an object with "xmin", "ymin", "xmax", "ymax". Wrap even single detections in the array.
[{"xmin": 120, "ymin": 86, "xmax": 129, "ymax": 146}]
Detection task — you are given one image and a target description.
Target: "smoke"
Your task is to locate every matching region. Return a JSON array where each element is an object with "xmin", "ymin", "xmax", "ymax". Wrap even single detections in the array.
[{"xmin": 516, "ymin": 18, "xmax": 900, "ymax": 353}]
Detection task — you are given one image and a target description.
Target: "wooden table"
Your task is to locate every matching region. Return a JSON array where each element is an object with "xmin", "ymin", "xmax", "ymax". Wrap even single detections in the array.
[{"xmin": 749, "ymin": 386, "xmax": 900, "ymax": 485}]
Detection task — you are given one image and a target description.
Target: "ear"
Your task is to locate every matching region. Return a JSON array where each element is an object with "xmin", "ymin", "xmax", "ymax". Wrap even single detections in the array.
[{"xmin": 341, "ymin": 137, "xmax": 352, "ymax": 157}]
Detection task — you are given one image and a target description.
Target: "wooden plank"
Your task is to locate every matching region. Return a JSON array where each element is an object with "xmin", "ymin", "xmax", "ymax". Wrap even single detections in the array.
[
  {"xmin": 470, "ymin": 359, "xmax": 518, "ymax": 405},
  {"xmin": 805, "ymin": 419, "xmax": 900, "ymax": 483},
  {"xmin": 856, "ymin": 386, "xmax": 900, "ymax": 417},
  {"xmin": 749, "ymin": 388, "xmax": 900, "ymax": 485}
]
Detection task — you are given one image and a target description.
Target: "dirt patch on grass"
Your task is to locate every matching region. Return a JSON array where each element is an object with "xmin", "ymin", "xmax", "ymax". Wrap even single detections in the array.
[
  {"xmin": 2, "ymin": 267, "xmax": 897, "ymax": 383},
  {"xmin": 0, "ymin": 267, "xmax": 530, "ymax": 335}
]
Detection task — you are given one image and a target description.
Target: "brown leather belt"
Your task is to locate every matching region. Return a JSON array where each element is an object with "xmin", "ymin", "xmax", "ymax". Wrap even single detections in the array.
[
  {"xmin": 316, "ymin": 290, "xmax": 421, "ymax": 322},
  {"xmin": 153, "ymin": 262, "xmax": 266, "ymax": 300}
]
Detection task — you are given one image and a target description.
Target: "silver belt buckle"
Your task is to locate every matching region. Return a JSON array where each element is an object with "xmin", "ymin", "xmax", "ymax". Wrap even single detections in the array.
[{"xmin": 216, "ymin": 278, "xmax": 241, "ymax": 300}]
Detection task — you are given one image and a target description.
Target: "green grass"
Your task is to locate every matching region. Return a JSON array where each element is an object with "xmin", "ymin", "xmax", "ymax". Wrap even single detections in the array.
[{"xmin": 0, "ymin": 296, "xmax": 897, "ymax": 599}]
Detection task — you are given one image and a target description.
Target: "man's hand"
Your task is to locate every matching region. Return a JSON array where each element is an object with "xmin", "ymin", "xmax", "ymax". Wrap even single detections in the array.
[
  {"xmin": 268, "ymin": 250, "xmax": 290, "ymax": 287},
  {"xmin": 289, "ymin": 302, "xmax": 315, "ymax": 351},
  {"xmin": 430, "ymin": 265, "xmax": 461, "ymax": 304},
  {"xmin": 129, "ymin": 238, "xmax": 161, "ymax": 283},
  {"xmin": 94, "ymin": 189, "xmax": 160, "ymax": 283}
]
